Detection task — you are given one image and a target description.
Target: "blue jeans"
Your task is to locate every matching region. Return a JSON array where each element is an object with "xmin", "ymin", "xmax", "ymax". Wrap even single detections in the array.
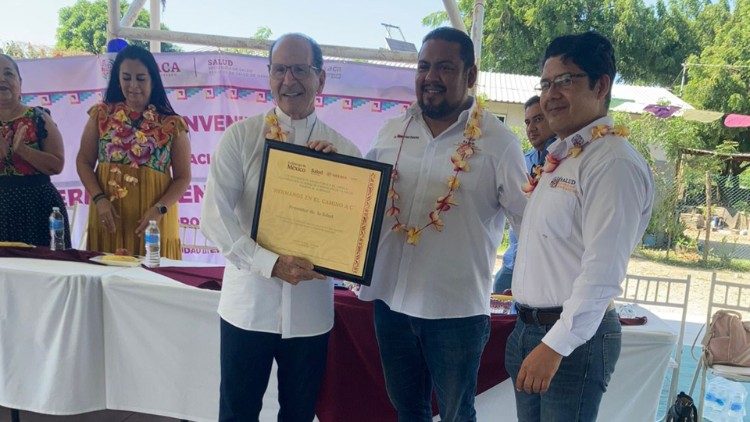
[
  {"xmin": 505, "ymin": 309, "xmax": 621, "ymax": 422},
  {"xmin": 493, "ymin": 266, "xmax": 513, "ymax": 293},
  {"xmin": 373, "ymin": 300, "xmax": 490, "ymax": 422},
  {"xmin": 218, "ymin": 319, "xmax": 329, "ymax": 422}
]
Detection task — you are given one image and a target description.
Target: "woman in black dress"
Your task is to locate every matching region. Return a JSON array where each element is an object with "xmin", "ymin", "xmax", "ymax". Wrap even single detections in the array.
[{"xmin": 0, "ymin": 54, "xmax": 70, "ymax": 248}]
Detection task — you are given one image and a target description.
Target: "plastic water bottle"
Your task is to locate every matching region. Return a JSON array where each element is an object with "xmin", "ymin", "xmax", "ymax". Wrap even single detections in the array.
[
  {"xmin": 704, "ymin": 378, "xmax": 728, "ymax": 421},
  {"xmin": 726, "ymin": 383, "xmax": 747, "ymax": 422},
  {"xmin": 144, "ymin": 220, "xmax": 160, "ymax": 268},
  {"xmin": 49, "ymin": 207, "xmax": 65, "ymax": 251}
]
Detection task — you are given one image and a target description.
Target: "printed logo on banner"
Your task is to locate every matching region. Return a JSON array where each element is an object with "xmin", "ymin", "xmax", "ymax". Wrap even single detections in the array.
[
  {"xmin": 256, "ymin": 91, "xmax": 267, "ymax": 103},
  {"xmin": 371, "ymin": 101, "xmax": 382, "ymax": 112},
  {"xmin": 99, "ymin": 58, "xmax": 114, "ymax": 79},
  {"xmin": 40, "ymin": 95, "xmax": 52, "ymax": 106},
  {"xmin": 158, "ymin": 61, "xmax": 182, "ymax": 76},
  {"xmin": 205, "ymin": 88, "xmax": 215, "ymax": 99},
  {"xmin": 325, "ymin": 65, "xmax": 342, "ymax": 80},
  {"xmin": 400, "ymin": 103, "xmax": 410, "ymax": 113},
  {"xmin": 315, "ymin": 96, "xmax": 323, "ymax": 107},
  {"xmin": 68, "ymin": 93, "xmax": 80, "ymax": 104},
  {"xmin": 206, "ymin": 57, "xmax": 260, "ymax": 78},
  {"xmin": 175, "ymin": 89, "xmax": 187, "ymax": 100},
  {"xmin": 228, "ymin": 88, "xmax": 238, "ymax": 100},
  {"xmin": 96, "ymin": 91, "xmax": 104, "ymax": 101},
  {"xmin": 342, "ymin": 98, "xmax": 352, "ymax": 110}
]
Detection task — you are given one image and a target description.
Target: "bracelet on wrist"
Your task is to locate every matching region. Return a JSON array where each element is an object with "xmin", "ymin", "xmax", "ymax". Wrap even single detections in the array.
[{"xmin": 92, "ymin": 193, "xmax": 107, "ymax": 203}]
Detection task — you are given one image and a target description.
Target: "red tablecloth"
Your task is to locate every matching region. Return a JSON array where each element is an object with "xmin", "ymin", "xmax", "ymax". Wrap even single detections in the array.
[
  {"xmin": 316, "ymin": 290, "xmax": 516, "ymax": 422},
  {"xmin": 0, "ymin": 246, "xmax": 101, "ymax": 263}
]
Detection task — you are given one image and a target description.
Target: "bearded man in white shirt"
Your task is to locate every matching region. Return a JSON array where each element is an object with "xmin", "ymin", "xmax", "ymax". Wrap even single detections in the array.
[
  {"xmin": 201, "ymin": 33, "xmax": 361, "ymax": 421},
  {"xmin": 507, "ymin": 31, "xmax": 654, "ymax": 421},
  {"xmin": 357, "ymin": 27, "xmax": 528, "ymax": 421}
]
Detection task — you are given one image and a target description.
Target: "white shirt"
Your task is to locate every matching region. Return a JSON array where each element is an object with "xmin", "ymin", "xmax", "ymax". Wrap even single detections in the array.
[
  {"xmin": 358, "ymin": 100, "xmax": 528, "ymax": 319},
  {"xmin": 513, "ymin": 116, "xmax": 654, "ymax": 356},
  {"xmin": 201, "ymin": 107, "xmax": 361, "ymax": 338}
]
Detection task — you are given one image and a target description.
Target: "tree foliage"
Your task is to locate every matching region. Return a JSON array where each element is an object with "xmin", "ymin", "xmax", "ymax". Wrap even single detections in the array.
[
  {"xmin": 682, "ymin": 0, "xmax": 750, "ymax": 180},
  {"xmin": 423, "ymin": 0, "xmax": 712, "ymax": 86},
  {"xmin": 56, "ymin": 0, "xmax": 181, "ymax": 54}
]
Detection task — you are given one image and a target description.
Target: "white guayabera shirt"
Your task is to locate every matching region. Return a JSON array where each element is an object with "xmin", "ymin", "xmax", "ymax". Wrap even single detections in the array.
[
  {"xmin": 358, "ymin": 100, "xmax": 528, "ymax": 319},
  {"xmin": 201, "ymin": 107, "xmax": 361, "ymax": 338}
]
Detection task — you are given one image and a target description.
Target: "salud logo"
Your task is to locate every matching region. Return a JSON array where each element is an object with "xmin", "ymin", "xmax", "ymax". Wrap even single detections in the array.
[{"xmin": 100, "ymin": 58, "xmax": 114, "ymax": 79}]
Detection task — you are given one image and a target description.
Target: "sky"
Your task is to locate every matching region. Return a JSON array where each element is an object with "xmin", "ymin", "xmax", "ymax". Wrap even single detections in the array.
[{"xmin": 0, "ymin": 0, "xmax": 445, "ymax": 51}]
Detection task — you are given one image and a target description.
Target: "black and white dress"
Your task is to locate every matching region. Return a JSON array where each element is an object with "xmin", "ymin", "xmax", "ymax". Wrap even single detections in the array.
[{"xmin": 0, "ymin": 107, "xmax": 70, "ymax": 248}]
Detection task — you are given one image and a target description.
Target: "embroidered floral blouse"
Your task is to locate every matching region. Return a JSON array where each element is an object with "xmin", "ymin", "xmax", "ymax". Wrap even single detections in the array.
[
  {"xmin": 0, "ymin": 107, "xmax": 49, "ymax": 176},
  {"xmin": 88, "ymin": 102, "xmax": 187, "ymax": 173}
]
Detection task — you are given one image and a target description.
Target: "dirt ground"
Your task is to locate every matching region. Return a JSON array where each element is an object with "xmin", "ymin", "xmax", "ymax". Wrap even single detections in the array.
[
  {"xmin": 495, "ymin": 254, "xmax": 749, "ymax": 326},
  {"xmin": 626, "ymin": 255, "xmax": 748, "ymax": 324}
]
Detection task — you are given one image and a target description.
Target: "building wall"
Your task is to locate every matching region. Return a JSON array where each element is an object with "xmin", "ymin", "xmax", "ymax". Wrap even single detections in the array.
[{"xmin": 485, "ymin": 100, "xmax": 526, "ymax": 133}]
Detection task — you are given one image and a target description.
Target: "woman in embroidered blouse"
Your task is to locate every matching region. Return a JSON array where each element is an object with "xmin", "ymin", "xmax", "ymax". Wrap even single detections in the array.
[
  {"xmin": 76, "ymin": 45, "xmax": 190, "ymax": 259},
  {"xmin": 0, "ymin": 54, "xmax": 71, "ymax": 248}
]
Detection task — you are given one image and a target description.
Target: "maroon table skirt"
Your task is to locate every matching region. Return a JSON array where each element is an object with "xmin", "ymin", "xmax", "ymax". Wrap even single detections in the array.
[{"xmin": 316, "ymin": 290, "xmax": 517, "ymax": 422}]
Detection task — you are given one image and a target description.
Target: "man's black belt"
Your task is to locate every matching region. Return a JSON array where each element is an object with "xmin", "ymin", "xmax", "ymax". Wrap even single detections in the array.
[{"xmin": 515, "ymin": 303, "xmax": 563, "ymax": 325}]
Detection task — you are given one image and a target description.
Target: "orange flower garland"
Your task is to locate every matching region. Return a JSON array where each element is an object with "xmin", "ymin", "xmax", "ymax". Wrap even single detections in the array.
[
  {"xmin": 265, "ymin": 112, "xmax": 288, "ymax": 142},
  {"xmin": 105, "ymin": 105, "xmax": 159, "ymax": 201},
  {"xmin": 388, "ymin": 100, "xmax": 484, "ymax": 245},
  {"xmin": 521, "ymin": 123, "xmax": 630, "ymax": 194}
]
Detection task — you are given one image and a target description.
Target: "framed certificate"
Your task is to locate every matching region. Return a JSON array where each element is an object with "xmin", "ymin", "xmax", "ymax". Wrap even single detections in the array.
[{"xmin": 252, "ymin": 140, "xmax": 392, "ymax": 285}]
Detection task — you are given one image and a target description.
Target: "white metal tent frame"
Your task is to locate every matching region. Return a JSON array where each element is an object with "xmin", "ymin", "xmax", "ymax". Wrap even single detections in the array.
[{"xmin": 106, "ymin": 0, "xmax": 485, "ymax": 67}]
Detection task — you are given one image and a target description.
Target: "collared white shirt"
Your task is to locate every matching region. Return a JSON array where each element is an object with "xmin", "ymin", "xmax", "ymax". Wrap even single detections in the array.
[
  {"xmin": 513, "ymin": 116, "xmax": 654, "ymax": 356},
  {"xmin": 201, "ymin": 107, "xmax": 361, "ymax": 338},
  {"xmin": 358, "ymin": 100, "xmax": 528, "ymax": 319}
]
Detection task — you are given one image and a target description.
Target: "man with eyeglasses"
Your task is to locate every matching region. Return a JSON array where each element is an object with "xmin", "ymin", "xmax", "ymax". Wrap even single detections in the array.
[
  {"xmin": 357, "ymin": 27, "xmax": 528, "ymax": 421},
  {"xmin": 493, "ymin": 95, "xmax": 555, "ymax": 293},
  {"xmin": 201, "ymin": 33, "xmax": 360, "ymax": 421},
  {"xmin": 506, "ymin": 31, "xmax": 653, "ymax": 421}
]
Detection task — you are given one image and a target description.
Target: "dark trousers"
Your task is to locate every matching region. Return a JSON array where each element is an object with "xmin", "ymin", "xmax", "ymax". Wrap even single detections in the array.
[
  {"xmin": 505, "ymin": 309, "xmax": 622, "ymax": 421},
  {"xmin": 373, "ymin": 300, "xmax": 490, "ymax": 422},
  {"xmin": 219, "ymin": 318, "xmax": 330, "ymax": 422}
]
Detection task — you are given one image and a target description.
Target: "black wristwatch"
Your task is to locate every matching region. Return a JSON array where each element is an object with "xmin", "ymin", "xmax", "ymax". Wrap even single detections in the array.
[{"xmin": 155, "ymin": 202, "xmax": 168, "ymax": 214}]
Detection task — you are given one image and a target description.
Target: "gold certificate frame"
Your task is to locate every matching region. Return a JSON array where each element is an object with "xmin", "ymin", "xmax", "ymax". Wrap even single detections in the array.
[{"xmin": 252, "ymin": 140, "xmax": 392, "ymax": 285}]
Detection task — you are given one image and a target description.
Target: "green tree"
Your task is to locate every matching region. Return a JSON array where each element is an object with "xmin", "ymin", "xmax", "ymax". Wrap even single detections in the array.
[
  {"xmin": 56, "ymin": 0, "xmax": 181, "ymax": 54},
  {"xmin": 682, "ymin": 0, "xmax": 750, "ymax": 183},
  {"xmin": 253, "ymin": 26, "xmax": 273, "ymax": 41},
  {"xmin": 422, "ymin": 0, "xmax": 709, "ymax": 86}
]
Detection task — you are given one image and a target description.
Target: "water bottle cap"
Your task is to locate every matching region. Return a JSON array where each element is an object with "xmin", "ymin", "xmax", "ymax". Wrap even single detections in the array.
[
  {"xmin": 52, "ymin": 207, "xmax": 60, "ymax": 211},
  {"xmin": 149, "ymin": 220, "xmax": 157, "ymax": 224}
]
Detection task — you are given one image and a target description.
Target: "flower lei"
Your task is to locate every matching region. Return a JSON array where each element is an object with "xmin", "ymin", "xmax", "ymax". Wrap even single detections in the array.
[
  {"xmin": 265, "ymin": 112, "xmax": 288, "ymax": 142},
  {"xmin": 387, "ymin": 100, "xmax": 484, "ymax": 245},
  {"xmin": 521, "ymin": 123, "xmax": 630, "ymax": 194},
  {"xmin": 105, "ymin": 105, "xmax": 158, "ymax": 201}
]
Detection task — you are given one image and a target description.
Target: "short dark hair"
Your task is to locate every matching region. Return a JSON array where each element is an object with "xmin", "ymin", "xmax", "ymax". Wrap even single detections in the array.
[
  {"xmin": 542, "ymin": 31, "xmax": 616, "ymax": 108},
  {"xmin": 105, "ymin": 45, "xmax": 177, "ymax": 116},
  {"xmin": 422, "ymin": 27, "xmax": 475, "ymax": 69},
  {"xmin": 0, "ymin": 53, "xmax": 21, "ymax": 82},
  {"xmin": 524, "ymin": 95, "xmax": 541, "ymax": 109},
  {"xmin": 269, "ymin": 33, "xmax": 324, "ymax": 70}
]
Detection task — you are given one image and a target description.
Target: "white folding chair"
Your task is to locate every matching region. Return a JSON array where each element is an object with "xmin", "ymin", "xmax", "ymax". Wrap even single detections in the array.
[
  {"xmin": 616, "ymin": 273, "xmax": 692, "ymax": 417},
  {"xmin": 689, "ymin": 272, "xmax": 750, "ymax": 419},
  {"xmin": 179, "ymin": 223, "xmax": 219, "ymax": 254}
]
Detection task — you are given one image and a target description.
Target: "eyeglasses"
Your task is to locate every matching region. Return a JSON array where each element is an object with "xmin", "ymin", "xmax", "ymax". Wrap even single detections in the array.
[
  {"xmin": 267, "ymin": 64, "xmax": 320, "ymax": 80},
  {"xmin": 535, "ymin": 73, "xmax": 588, "ymax": 92}
]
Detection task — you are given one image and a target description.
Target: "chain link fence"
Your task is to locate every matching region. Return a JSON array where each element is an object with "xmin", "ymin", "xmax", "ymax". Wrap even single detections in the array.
[{"xmin": 648, "ymin": 152, "xmax": 750, "ymax": 262}]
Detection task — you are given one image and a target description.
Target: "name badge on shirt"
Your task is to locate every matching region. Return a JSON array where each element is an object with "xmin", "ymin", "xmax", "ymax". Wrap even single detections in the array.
[{"xmin": 549, "ymin": 176, "xmax": 577, "ymax": 193}]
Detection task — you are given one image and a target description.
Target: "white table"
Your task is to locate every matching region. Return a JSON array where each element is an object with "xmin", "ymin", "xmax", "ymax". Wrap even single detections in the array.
[
  {"xmin": 0, "ymin": 258, "xmax": 122, "ymax": 414},
  {"xmin": 474, "ymin": 306, "xmax": 676, "ymax": 422},
  {"xmin": 101, "ymin": 269, "xmax": 677, "ymax": 422}
]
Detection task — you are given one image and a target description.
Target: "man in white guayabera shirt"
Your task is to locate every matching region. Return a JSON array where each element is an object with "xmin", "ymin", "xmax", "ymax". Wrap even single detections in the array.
[
  {"xmin": 358, "ymin": 27, "xmax": 528, "ymax": 421},
  {"xmin": 507, "ymin": 31, "xmax": 654, "ymax": 422},
  {"xmin": 201, "ymin": 33, "xmax": 360, "ymax": 421}
]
